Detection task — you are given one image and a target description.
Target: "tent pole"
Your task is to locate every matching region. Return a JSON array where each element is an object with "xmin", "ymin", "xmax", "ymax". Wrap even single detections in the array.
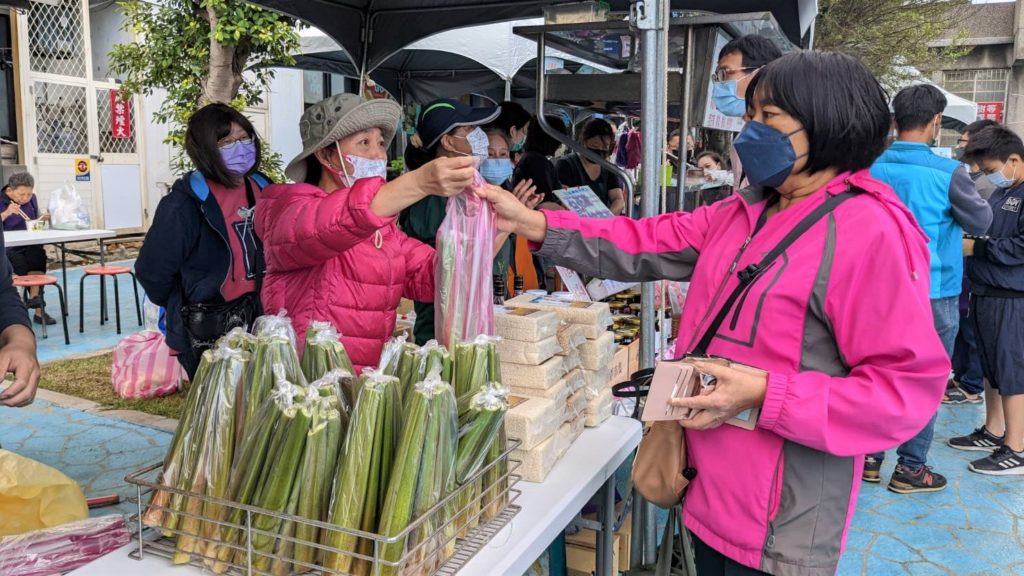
[{"xmin": 505, "ymin": 78, "xmax": 512, "ymax": 101}]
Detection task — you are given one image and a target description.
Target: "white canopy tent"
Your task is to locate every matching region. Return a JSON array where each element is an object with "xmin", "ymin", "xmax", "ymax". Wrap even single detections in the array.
[{"xmin": 296, "ymin": 18, "xmax": 617, "ymax": 102}]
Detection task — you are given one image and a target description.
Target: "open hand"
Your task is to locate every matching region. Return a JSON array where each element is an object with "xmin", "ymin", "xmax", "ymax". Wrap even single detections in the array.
[
  {"xmin": 669, "ymin": 360, "xmax": 767, "ymax": 430},
  {"xmin": 415, "ymin": 156, "xmax": 477, "ymax": 198},
  {"xmin": 511, "ymin": 178, "xmax": 542, "ymax": 210},
  {"xmin": 474, "ymin": 184, "xmax": 547, "ymax": 242}
]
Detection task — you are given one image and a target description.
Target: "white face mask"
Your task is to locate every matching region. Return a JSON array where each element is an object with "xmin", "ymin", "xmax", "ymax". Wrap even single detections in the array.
[
  {"xmin": 325, "ymin": 142, "xmax": 388, "ymax": 187},
  {"xmin": 455, "ymin": 127, "xmax": 489, "ymax": 163}
]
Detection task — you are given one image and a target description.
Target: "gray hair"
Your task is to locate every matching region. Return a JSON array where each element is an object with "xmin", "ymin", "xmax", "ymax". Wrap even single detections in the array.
[{"xmin": 7, "ymin": 172, "xmax": 34, "ymax": 189}]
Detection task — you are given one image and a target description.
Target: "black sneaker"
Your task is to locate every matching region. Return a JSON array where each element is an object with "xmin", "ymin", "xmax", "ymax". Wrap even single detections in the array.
[
  {"xmin": 888, "ymin": 464, "xmax": 947, "ymax": 494},
  {"xmin": 969, "ymin": 446, "xmax": 1024, "ymax": 476},
  {"xmin": 23, "ymin": 297, "xmax": 42, "ymax": 310},
  {"xmin": 948, "ymin": 426, "xmax": 1003, "ymax": 452},
  {"xmin": 862, "ymin": 456, "xmax": 882, "ymax": 483},
  {"xmin": 33, "ymin": 313, "xmax": 56, "ymax": 326}
]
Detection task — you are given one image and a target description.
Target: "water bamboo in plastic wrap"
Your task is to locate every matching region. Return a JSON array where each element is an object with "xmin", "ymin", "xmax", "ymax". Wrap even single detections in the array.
[
  {"xmin": 394, "ymin": 341, "xmax": 421, "ymax": 404},
  {"xmin": 378, "ymin": 333, "xmax": 409, "ymax": 378},
  {"xmin": 434, "ymin": 178, "xmax": 496, "ymax": 348},
  {"xmin": 171, "ymin": 334, "xmax": 250, "ymax": 564},
  {"xmin": 321, "ymin": 370, "xmax": 400, "ymax": 575},
  {"xmin": 244, "ymin": 377, "xmax": 311, "ymax": 571},
  {"xmin": 483, "ymin": 385, "xmax": 512, "ymax": 521},
  {"xmin": 293, "ymin": 372, "xmax": 347, "ymax": 567},
  {"xmin": 302, "ymin": 320, "xmax": 356, "ymax": 402},
  {"xmin": 241, "ymin": 314, "xmax": 303, "ymax": 467},
  {"xmin": 142, "ymin": 357, "xmax": 212, "ymax": 528},
  {"xmin": 452, "ymin": 385, "xmax": 509, "ymax": 536},
  {"xmin": 208, "ymin": 366, "xmax": 299, "ymax": 573},
  {"xmin": 377, "ymin": 369, "xmax": 457, "ymax": 576}
]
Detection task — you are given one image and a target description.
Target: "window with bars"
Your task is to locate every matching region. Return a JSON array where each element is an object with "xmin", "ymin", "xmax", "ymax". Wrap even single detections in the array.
[
  {"xmin": 939, "ymin": 69, "xmax": 1008, "ymax": 106},
  {"xmin": 27, "ymin": 0, "xmax": 86, "ymax": 78},
  {"xmin": 34, "ymin": 81, "xmax": 87, "ymax": 154}
]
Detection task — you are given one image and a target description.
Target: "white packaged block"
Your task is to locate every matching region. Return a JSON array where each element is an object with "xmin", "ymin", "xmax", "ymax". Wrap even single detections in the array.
[
  {"xmin": 564, "ymin": 369, "xmax": 586, "ymax": 394},
  {"xmin": 580, "ymin": 331, "xmax": 618, "ymax": 371},
  {"xmin": 513, "ymin": 429, "xmax": 565, "ymax": 483},
  {"xmin": 559, "ymin": 348, "xmax": 582, "ymax": 372},
  {"xmin": 494, "ymin": 306, "xmax": 560, "ymax": 342},
  {"xmin": 505, "ymin": 295, "xmax": 613, "ymax": 339},
  {"xmin": 557, "ymin": 323, "xmax": 588, "ymax": 355},
  {"xmin": 506, "ymin": 396, "xmax": 562, "ymax": 451},
  {"xmin": 585, "ymin": 388, "xmax": 615, "ymax": 427},
  {"xmin": 498, "ymin": 335, "xmax": 561, "ymax": 365},
  {"xmin": 502, "ymin": 355, "xmax": 566, "ymax": 390},
  {"xmin": 583, "ymin": 368, "xmax": 612, "ymax": 397},
  {"xmin": 566, "ymin": 389, "xmax": 588, "ymax": 422},
  {"xmin": 510, "ymin": 376, "xmax": 571, "ymax": 406}
]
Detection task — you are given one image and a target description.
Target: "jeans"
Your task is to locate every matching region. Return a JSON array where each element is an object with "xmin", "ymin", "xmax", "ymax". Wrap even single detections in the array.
[
  {"xmin": 952, "ymin": 306, "xmax": 985, "ymax": 395},
  {"xmin": 871, "ymin": 296, "xmax": 959, "ymax": 470}
]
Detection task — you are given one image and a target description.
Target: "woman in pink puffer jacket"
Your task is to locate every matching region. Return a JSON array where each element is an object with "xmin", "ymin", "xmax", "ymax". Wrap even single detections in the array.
[{"xmin": 256, "ymin": 94, "xmax": 479, "ymax": 372}]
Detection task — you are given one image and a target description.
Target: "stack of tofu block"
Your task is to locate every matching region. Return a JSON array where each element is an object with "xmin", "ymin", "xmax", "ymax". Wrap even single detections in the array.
[{"xmin": 496, "ymin": 295, "xmax": 618, "ymax": 482}]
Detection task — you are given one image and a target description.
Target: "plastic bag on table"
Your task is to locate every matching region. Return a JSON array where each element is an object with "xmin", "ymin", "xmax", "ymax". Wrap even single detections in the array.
[
  {"xmin": 0, "ymin": 450, "xmax": 88, "ymax": 537},
  {"xmin": 47, "ymin": 181, "xmax": 91, "ymax": 230},
  {"xmin": 434, "ymin": 173, "xmax": 496, "ymax": 348},
  {"xmin": 0, "ymin": 514, "xmax": 129, "ymax": 576},
  {"xmin": 111, "ymin": 330, "xmax": 187, "ymax": 399}
]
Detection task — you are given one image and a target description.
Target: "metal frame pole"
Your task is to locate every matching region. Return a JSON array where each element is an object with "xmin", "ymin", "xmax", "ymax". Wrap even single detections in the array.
[
  {"xmin": 678, "ymin": 26, "xmax": 694, "ymax": 212},
  {"xmin": 635, "ymin": 0, "xmax": 668, "ymax": 563}
]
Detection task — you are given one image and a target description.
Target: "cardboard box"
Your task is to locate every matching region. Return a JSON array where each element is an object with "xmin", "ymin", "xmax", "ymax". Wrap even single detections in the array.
[
  {"xmin": 567, "ymin": 533, "xmax": 620, "ymax": 576},
  {"xmin": 627, "ymin": 339, "xmax": 640, "ymax": 378},
  {"xmin": 566, "ymin": 510, "xmax": 632, "ymax": 569},
  {"xmin": 608, "ymin": 344, "xmax": 629, "ymax": 386}
]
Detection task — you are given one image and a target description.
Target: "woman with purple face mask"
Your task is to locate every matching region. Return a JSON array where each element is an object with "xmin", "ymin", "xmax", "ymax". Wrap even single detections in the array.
[{"xmin": 136, "ymin": 104, "xmax": 272, "ymax": 379}]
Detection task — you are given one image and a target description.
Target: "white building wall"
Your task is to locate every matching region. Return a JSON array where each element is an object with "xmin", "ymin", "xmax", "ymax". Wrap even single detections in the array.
[{"xmin": 267, "ymin": 67, "xmax": 304, "ymax": 164}]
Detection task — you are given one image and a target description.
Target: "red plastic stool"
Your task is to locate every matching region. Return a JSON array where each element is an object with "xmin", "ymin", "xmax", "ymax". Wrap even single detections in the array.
[
  {"xmin": 13, "ymin": 275, "xmax": 69, "ymax": 345},
  {"xmin": 79, "ymin": 266, "xmax": 142, "ymax": 335}
]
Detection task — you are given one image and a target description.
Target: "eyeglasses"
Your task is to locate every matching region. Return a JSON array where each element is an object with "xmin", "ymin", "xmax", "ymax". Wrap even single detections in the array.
[
  {"xmin": 713, "ymin": 66, "xmax": 758, "ymax": 83},
  {"xmin": 218, "ymin": 137, "xmax": 252, "ymax": 150}
]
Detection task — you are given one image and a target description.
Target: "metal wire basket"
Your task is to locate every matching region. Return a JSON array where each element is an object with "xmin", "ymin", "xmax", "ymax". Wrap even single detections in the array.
[{"xmin": 124, "ymin": 441, "xmax": 522, "ymax": 576}]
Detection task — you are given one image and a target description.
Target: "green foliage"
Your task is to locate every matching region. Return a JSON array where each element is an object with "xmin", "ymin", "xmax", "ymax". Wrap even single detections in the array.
[
  {"xmin": 110, "ymin": 0, "xmax": 300, "ymax": 176},
  {"xmin": 815, "ymin": 0, "xmax": 973, "ymax": 91}
]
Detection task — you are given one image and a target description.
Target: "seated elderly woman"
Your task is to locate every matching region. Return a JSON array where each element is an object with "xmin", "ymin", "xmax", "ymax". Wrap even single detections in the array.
[
  {"xmin": 477, "ymin": 51, "xmax": 949, "ymax": 576},
  {"xmin": 1, "ymin": 172, "xmax": 53, "ymax": 325}
]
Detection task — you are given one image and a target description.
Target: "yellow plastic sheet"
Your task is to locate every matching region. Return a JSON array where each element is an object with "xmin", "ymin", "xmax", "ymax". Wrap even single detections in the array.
[{"xmin": 0, "ymin": 449, "xmax": 88, "ymax": 536}]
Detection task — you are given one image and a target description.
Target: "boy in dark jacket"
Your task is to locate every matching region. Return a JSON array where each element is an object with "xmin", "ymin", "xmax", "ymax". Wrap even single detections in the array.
[{"xmin": 952, "ymin": 125, "xmax": 1024, "ymax": 475}]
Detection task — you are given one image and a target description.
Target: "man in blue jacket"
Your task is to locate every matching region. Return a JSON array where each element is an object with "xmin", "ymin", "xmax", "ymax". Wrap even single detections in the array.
[
  {"xmin": 867, "ymin": 84, "xmax": 993, "ymax": 493},
  {"xmin": 950, "ymin": 125, "xmax": 1024, "ymax": 475}
]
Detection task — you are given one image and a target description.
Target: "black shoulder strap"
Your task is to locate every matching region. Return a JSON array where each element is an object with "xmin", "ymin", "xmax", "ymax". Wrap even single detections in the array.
[
  {"xmin": 689, "ymin": 188, "xmax": 860, "ymax": 356},
  {"xmin": 244, "ymin": 178, "xmax": 265, "ymax": 297}
]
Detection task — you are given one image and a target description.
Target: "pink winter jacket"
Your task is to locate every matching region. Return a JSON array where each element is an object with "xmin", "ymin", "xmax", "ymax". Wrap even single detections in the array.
[
  {"xmin": 534, "ymin": 170, "xmax": 949, "ymax": 576},
  {"xmin": 255, "ymin": 178, "xmax": 434, "ymax": 373}
]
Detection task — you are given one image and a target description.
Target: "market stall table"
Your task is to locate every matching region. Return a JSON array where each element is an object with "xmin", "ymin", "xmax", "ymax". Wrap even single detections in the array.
[
  {"xmin": 4, "ymin": 228, "xmax": 117, "ymax": 312},
  {"xmin": 66, "ymin": 416, "xmax": 642, "ymax": 576}
]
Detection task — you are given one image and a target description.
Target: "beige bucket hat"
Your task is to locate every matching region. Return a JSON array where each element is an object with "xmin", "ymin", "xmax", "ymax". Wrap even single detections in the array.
[{"xmin": 285, "ymin": 93, "xmax": 403, "ymax": 182}]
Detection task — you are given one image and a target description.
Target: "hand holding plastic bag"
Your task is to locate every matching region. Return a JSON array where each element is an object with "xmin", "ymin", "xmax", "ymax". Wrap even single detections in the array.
[
  {"xmin": 435, "ymin": 171, "xmax": 496, "ymax": 348},
  {"xmin": 0, "ymin": 450, "xmax": 88, "ymax": 537}
]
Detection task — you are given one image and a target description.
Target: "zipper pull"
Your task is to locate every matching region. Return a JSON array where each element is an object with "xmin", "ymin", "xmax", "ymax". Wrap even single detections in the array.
[
  {"xmin": 729, "ymin": 236, "xmax": 752, "ymax": 273},
  {"xmin": 374, "ymin": 230, "xmax": 383, "ymax": 249},
  {"xmin": 766, "ymin": 525, "xmax": 776, "ymax": 549}
]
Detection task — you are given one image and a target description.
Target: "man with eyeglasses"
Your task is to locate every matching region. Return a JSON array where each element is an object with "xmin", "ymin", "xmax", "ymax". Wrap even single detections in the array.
[{"xmin": 711, "ymin": 34, "xmax": 783, "ymax": 191}]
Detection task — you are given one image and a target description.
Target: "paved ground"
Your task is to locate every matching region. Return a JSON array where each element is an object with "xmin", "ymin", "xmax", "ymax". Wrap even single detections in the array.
[
  {"xmin": 31, "ymin": 259, "xmax": 143, "ymax": 364},
  {"xmin": 838, "ymin": 401, "xmax": 1024, "ymax": 576},
  {"xmin": 2, "ymin": 355, "xmax": 1022, "ymax": 574}
]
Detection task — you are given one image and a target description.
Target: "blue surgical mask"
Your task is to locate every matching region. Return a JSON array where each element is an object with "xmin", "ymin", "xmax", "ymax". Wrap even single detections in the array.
[
  {"xmin": 712, "ymin": 80, "xmax": 746, "ymax": 118},
  {"xmin": 988, "ymin": 163, "xmax": 1015, "ymax": 189},
  {"xmin": 480, "ymin": 158, "xmax": 514, "ymax": 185},
  {"xmin": 733, "ymin": 121, "xmax": 807, "ymax": 188}
]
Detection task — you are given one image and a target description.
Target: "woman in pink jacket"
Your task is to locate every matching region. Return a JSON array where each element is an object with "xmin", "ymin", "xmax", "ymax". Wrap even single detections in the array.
[
  {"xmin": 256, "ymin": 94, "xmax": 480, "ymax": 372},
  {"xmin": 479, "ymin": 52, "xmax": 950, "ymax": 575}
]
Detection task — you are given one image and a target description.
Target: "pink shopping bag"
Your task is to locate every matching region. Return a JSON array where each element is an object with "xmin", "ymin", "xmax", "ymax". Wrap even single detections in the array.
[{"xmin": 111, "ymin": 330, "xmax": 186, "ymax": 399}]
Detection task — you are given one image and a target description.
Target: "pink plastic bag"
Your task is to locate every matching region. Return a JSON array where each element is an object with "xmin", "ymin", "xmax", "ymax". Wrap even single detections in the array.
[
  {"xmin": 111, "ymin": 330, "xmax": 187, "ymax": 399},
  {"xmin": 0, "ymin": 515, "xmax": 129, "ymax": 576},
  {"xmin": 434, "ymin": 173, "xmax": 495, "ymax": 347}
]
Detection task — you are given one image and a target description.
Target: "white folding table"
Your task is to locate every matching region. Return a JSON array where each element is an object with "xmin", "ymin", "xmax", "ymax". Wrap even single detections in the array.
[{"xmin": 3, "ymin": 228, "xmax": 117, "ymax": 312}]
